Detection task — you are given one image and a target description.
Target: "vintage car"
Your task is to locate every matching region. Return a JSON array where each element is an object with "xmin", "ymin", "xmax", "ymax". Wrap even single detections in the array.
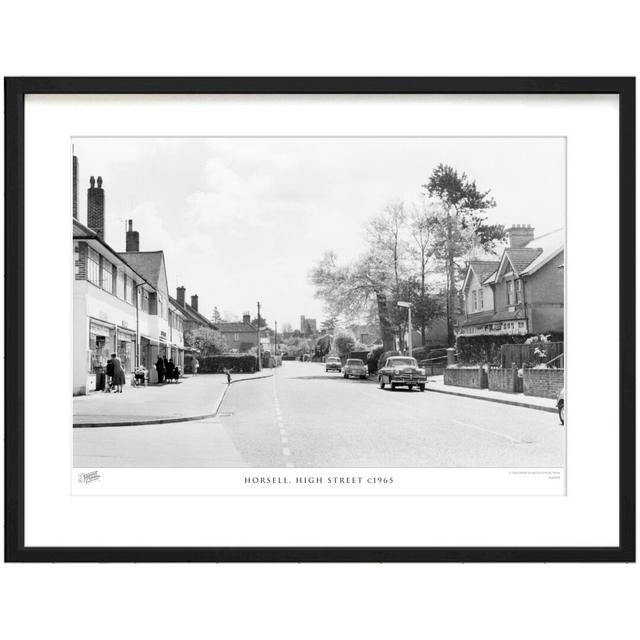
[
  {"xmin": 343, "ymin": 358, "xmax": 368, "ymax": 379},
  {"xmin": 557, "ymin": 387, "xmax": 565, "ymax": 425},
  {"xmin": 325, "ymin": 356, "xmax": 342, "ymax": 373},
  {"xmin": 378, "ymin": 356, "xmax": 427, "ymax": 391}
]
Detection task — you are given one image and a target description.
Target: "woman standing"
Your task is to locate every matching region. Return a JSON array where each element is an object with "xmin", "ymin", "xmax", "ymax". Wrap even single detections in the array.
[
  {"xmin": 111, "ymin": 352, "xmax": 126, "ymax": 393},
  {"xmin": 155, "ymin": 356, "xmax": 165, "ymax": 384}
]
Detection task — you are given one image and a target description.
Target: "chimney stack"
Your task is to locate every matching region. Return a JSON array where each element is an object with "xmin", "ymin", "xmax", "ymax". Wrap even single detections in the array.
[
  {"xmin": 176, "ymin": 286, "xmax": 186, "ymax": 307},
  {"xmin": 191, "ymin": 295, "xmax": 199, "ymax": 312},
  {"xmin": 125, "ymin": 219, "xmax": 140, "ymax": 252},
  {"xmin": 72, "ymin": 156, "xmax": 79, "ymax": 219},
  {"xmin": 506, "ymin": 224, "xmax": 535, "ymax": 249},
  {"xmin": 243, "ymin": 312, "xmax": 251, "ymax": 324},
  {"xmin": 87, "ymin": 176, "xmax": 105, "ymax": 238}
]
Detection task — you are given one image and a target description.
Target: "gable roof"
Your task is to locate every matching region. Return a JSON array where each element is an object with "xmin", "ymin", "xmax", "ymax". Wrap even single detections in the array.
[
  {"xmin": 462, "ymin": 260, "xmax": 500, "ymax": 291},
  {"xmin": 118, "ymin": 251, "xmax": 167, "ymax": 292},
  {"xmin": 520, "ymin": 228, "xmax": 564, "ymax": 275},
  {"xmin": 169, "ymin": 295, "xmax": 216, "ymax": 328},
  {"xmin": 503, "ymin": 248, "xmax": 543, "ymax": 275}
]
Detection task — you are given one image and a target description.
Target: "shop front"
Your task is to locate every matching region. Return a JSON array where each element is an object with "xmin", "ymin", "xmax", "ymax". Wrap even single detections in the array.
[{"xmin": 88, "ymin": 318, "xmax": 116, "ymax": 391}]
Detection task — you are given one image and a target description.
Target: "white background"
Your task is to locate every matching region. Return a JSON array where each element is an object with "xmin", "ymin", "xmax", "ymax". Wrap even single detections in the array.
[{"xmin": 1, "ymin": 2, "xmax": 638, "ymax": 639}]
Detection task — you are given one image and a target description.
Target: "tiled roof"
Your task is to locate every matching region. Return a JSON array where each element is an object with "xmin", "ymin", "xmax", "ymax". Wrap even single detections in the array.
[
  {"xmin": 520, "ymin": 228, "xmax": 564, "ymax": 275},
  {"xmin": 461, "ymin": 310, "xmax": 495, "ymax": 327},
  {"xmin": 469, "ymin": 260, "xmax": 500, "ymax": 283},
  {"xmin": 491, "ymin": 308, "xmax": 526, "ymax": 322},
  {"xmin": 217, "ymin": 322, "xmax": 257, "ymax": 333},
  {"xmin": 462, "ymin": 308, "xmax": 526, "ymax": 327},
  {"xmin": 504, "ymin": 248, "xmax": 543, "ymax": 275},
  {"xmin": 118, "ymin": 251, "xmax": 165, "ymax": 288}
]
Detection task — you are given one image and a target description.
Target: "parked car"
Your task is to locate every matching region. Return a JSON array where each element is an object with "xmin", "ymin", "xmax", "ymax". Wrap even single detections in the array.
[
  {"xmin": 325, "ymin": 356, "xmax": 342, "ymax": 373},
  {"xmin": 557, "ymin": 387, "xmax": 565, "ymax": 425},
  {"xmin": 378, "ymin": 356, "xmax": 427, "ymax": 391},
  {"xmin": 343, "ymin": 358, "xmax": 368, "ymax": 379}
]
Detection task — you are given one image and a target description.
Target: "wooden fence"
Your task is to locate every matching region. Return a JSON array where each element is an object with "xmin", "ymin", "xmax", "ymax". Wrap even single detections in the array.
[{"xmin": 500, "ymin": 341, "xmax": 564, "ymax": 369}]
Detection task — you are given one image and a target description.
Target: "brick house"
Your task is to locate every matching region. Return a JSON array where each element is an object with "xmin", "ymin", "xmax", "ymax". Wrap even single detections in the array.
[
  {"xmin": 459, "ymin": 225, "xmax": 564, "ymax": 338},
  {"xmin": 217, "ymin": 313, "xmax": 262, "ymax": 353}
]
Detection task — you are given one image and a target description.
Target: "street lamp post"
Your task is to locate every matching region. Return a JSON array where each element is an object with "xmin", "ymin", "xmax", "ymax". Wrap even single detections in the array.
[{"xmin": 397, "ymin": 301, "xmax": 412, "ymax": 357}]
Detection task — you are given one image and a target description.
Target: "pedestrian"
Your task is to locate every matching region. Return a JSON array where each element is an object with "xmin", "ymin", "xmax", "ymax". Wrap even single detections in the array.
[
  {"xmin": 166, "ymin": 358, "xmax": 175, "ymax": 383},
  {"xmin": 155, "ymin": 356, "xmax": 165, "ymax": 384},
  {"xmin": 192, "ymin": 357, "xmax": 199, "ymax": 376},
  {"xmin": 104, "ymin": 356, "xmax": 114, "ymax": 392},
  {"xmin": 225, "ymin": 368, "xmax": 232, "ymax": 385},
  {"xmin": 111, "ymin": 352, "xmax": 126, "ymax": 393}
]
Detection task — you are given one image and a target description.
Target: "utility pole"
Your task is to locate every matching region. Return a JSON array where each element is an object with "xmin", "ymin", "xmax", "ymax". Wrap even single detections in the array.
[
  {"xmin": 257, "ymin": 301, "xmax": 262, "ymax": 371},
  {"xmin": 274, "ymin": 320, "xmax": 278, "ymax": 355}
]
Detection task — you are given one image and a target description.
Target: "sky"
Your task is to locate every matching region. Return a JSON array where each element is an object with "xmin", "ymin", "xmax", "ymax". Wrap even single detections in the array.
[{"xmin": 72, "ymin": 137, "xmax": 565, "ymax": 329}]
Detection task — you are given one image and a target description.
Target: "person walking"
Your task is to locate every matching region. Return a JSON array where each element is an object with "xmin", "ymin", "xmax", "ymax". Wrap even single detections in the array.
[
  {"xmin": 111, "ymin": 352, "xmax": 126, "ymax": 393},
  {"xmin": 192, "ymin": 357, "xmax": 199, "ymax": 376},
  {"xmin": 104, "ymin": 356, "xmax": 114, "ymax": 392},
  {"xmin": 224, "ymin": 368, "xmax": 232, "ymax": 385},
  {"xmin": 155, "ymin": 356, "xmax": 165, "ymax": 384},
  {"xmin": 165, "ymin": 358, "xmax": 175, "ymax": 383}
]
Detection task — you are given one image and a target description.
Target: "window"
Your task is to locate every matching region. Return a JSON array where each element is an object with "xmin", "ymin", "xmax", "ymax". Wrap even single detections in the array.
[
  {"xmin": 478, "ymin": 288, "xmax": 484, "ymax": 309},
  {"xmin": 471, "ymin": 290, "xmax": 478, "ymax": 311},
  {"xmin": 234, "ymin": 333, "xmax": 239, "ymax": 341},
  {"xmin": 101, "ymin": 257, "xmax": 113, "ymax": 293},
  {"xmin": 515, "ymin": 279, "xmax": 522, "ymax": 304},
  {"xmin": 116, "ymin": 269, "xmax": 125, "ymax": 299},
  {"xmin": 507, "ymin": 280, "xmax": 514, "ymax": 305},
  {"xmin": 87, "ymin": 247, "xmax": 100, "ymax": 286}
]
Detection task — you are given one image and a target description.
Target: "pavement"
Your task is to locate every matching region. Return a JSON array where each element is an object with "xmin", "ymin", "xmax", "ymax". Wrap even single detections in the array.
[
  {"xmin": 423, "ymin": 374, "xmax": 558, "ymax": 412},
  {"xmin": 74, "ymin": 361, "xmax": 565, "ymax": 468},
  {"xmin": 73, "ymin": 371, "xmax": 274, "ymax": 427}
]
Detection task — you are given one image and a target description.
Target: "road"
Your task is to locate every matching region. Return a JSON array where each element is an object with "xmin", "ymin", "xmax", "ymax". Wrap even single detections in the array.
[{"xmin": 74, "ymin": 361, "xmax": 565, "ymax": 468}]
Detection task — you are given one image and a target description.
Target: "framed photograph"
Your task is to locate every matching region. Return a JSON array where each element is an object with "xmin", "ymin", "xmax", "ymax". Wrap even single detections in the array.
[{"xmin": 5, "ymin": 77, "xmax": 635, "ymax": 562}]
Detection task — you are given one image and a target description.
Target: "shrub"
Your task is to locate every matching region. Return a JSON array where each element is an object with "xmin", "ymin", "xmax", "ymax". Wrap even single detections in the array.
[{"xmin": 200, "ymin": 354, "xmax": 257, "ymax": 373}]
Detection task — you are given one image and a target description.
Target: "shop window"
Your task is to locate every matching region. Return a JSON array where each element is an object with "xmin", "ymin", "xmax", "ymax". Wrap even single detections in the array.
[{"xmin": 117, "ymin": 339, "xmax": 133, "ymax": 374}]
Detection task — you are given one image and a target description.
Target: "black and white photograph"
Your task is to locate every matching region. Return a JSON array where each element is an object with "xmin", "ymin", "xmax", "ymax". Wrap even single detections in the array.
[{"xmin": 72, "ymin": 136, "xmax": 566, "ymax": 475}]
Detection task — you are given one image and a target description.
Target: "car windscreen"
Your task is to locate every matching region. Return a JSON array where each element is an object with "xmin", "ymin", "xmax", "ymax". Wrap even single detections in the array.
[
  {"xmin": 346, "ymin": 359, "xmax": 363, "ymax": 365},
  {"xmin": 388, "ymin": 358, "xmax": 417, "ymax": 367}
]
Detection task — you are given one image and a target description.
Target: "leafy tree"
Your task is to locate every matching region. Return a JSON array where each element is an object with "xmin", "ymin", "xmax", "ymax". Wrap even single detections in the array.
[
  {"xmin": 184, "ymin": 327, "xmax": 227, "ymax": 356},
  {"xmin": 332, "ymin": 329, "xmax": 357, "ymax": 358},
  {"xmin": 315, "ymin": 334, "xmax": 332, "ymax": 358},
  {"xmin": 311, "ymin": 250, "xmax": 396, "ymax": 351},
  {"xmin": 423, "ymin": 164, "xmax": 503, "ymax": 344}
]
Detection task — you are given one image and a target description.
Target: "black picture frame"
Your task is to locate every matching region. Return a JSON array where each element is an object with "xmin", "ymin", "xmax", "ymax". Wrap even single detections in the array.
[{"xmin": 4, "ymin": 77, "xmax": 635, "ymax": 563}]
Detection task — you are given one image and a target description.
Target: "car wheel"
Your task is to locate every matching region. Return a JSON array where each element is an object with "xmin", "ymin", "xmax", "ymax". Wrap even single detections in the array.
[
  {"xmin": 408, "ymin": 385, "xmax": 413, "ymax": 390},
  {"xmin": 390, "ymin": 382, "xmax": 396, "ymax": 390},
  {"xmin": 558, "ymin": 401, "xmax": 564, "ymax": 425},
  {"xmin": 419, "ymin": 384, "xmax": 425, "ymax": 392},
  {"xmin": 379, "ymin": 377, "xmax": 385, "ymax": 389}
]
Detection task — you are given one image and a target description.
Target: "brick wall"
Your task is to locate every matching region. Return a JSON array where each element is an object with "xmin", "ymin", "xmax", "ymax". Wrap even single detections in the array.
[
  {"xmin": 523, "ymin": 368, "xmax": 565, "ymax": 399},
  {"xmin": 488, "ymin": 367, "xmax": 522, "ymax": 393},
  {"xmin": 444, "ymin": 367, "xmax": 488, "ymax": 389},
  {"xmin": 75, "ymin": 241, "xmax": 88, "ymax": 280}
]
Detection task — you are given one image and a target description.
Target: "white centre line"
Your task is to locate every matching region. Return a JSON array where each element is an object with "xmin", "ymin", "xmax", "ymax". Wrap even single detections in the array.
[{"xmin": 452, "ymin": 419, "xmax": 526, "ymax": 444}]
